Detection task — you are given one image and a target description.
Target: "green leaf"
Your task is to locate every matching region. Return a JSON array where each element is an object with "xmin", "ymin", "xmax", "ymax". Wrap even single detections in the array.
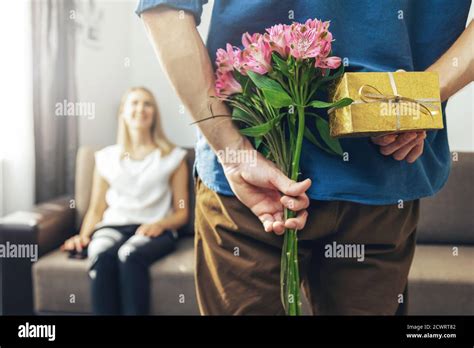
[
  {"xmin": 301, "ymin": 61, "xmax": 315, "ymax": 85},
  {"xmin": 231, "ymin": 107, "xmax": 252, "ymax": 123},
  {"xmin": 322, "ymin": 64, "xmax": 345, "ymax": 82},
  {"xmin": 239, "ymin": 121, "xmax": 273, "ymax": 137},
  {"xmin": 311, "ymin": 64, "xmax": 345, "ymax": 92},
  {"xmin": 304, "ymin": 128, "xmax": 336, "ymax": 155},
  {"xmin": 247, "ymin": 70, "xmax": 282, "ymax": 90},
  {"xmin": 314, "ymin": 116, "xmax": 343, "ymax": 155},
  {"xmin": 260, "ymin": 144, "xmax": 271, "ymax": 159},
  {"xmin": 247, "ymin": 71, "xmax": 293, "ymax": 108},
  {"xmin": 238, "ymin": 113, "xmax": 284, "ymax": 137},
  {"xmin": 254, "ymin": 136, "xmax": 263, "ymax": 149},
  {"xmin": 233, "ymin": 71, "xmax": 251, "ymax": 95},
  {"xmin": 262, "ymin": 89, "xmax": 293, "ymax": 108},
  {"xmin": 272, "ymin": 53, "xmax": 290, "ymax": 77},
  {"xmin": 233, "ymin": 70, "xmax": 246, "ymax": 86},
  {"xmin": 309, "ymin": 97, "xmax": 353, "ymax": 109}
]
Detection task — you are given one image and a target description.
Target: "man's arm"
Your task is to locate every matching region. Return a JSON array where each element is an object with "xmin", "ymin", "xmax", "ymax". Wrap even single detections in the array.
[
  {"xmin": 141, "ymin": 6, "xmax": 242, "ymax": 154},
  {"xmin": 373, "ymin": 20, "xmax": 474, "ymax": 163},
  {"xmin": 141, "ymin": 6, "xmax": 311, "ymax": 234},
  {"xmin": 427, "ymin": 20, "xmax": 473, "ymax": 102}
]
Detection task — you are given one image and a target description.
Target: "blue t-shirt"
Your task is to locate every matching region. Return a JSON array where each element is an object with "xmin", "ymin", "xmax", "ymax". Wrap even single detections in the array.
[{"xmin": 136, "ymin": 0, "xmax": 471, "ymax": 205}]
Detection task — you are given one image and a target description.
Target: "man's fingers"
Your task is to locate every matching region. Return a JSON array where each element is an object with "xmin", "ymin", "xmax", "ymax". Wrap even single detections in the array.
[
  {"xmin": 260, "ymin": 207, "xmax": 309, "ymax": 233},
  {"xmin": 371, "ymin": 134, "xmax": 398, "ymax": 146},
  {"xmin": 392, "ymin": 141, "xmax": 417, "ymax": 161},
  {"xmin": 272, "ymin": 221, "xmax": 285, "ymax": 235},
  {"xmin": 284, "ymin": 210, "xmax": 308, "ymax": 230},
  {"xmin": 273, "ymin": 211, "xmax": 283, "ymax": 222},
  {"xmin": 379, "ymin": 132, "xmax": 418, "ymax": 155},
  {"xmin": 259, "ymin": 213, "xmax": 275, "ymax": 233},
  {"xmin": 280, "ymin": 194, "xmax": 309, "ymax": 211},
  {"xmin": 393, "ymin": 132, "xmax": 426, "ymax": 161},
  {"xmin": 259, "ymin": 212, "xmax": 288, "ymax": 235},
  {"xmin": 271, "ymin": 172, "xmax": 311, "ymax": 196},
  {"xmin": 406, "ymin": 141, "xmax": 424, "ymax": 163}
]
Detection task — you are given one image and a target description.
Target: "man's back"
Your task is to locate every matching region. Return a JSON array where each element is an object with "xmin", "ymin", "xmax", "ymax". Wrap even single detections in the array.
[{"xmin": 190, "ymin": 0, "xmax": 471, "ymax": 204}]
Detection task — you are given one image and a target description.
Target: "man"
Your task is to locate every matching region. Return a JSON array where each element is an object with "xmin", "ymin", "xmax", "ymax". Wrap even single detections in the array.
[{"xmin": 136, "ymin": 0, "xmax": 473, "ymax": 315}]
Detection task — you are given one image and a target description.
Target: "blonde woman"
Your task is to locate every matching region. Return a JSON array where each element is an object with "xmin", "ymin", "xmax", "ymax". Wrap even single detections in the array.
[{"xmin": 62, "ymin": 87, "xmax": 189, "ymax": 315}]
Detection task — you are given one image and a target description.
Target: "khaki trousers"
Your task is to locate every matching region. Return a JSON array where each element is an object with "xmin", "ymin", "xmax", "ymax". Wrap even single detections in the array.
[{"xmin": 194, "ymin": 176, "xmax": 419, "ymax": 315}]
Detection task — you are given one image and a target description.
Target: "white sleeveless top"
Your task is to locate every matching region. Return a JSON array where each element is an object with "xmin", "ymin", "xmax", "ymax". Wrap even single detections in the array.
[{"xmin": 94, "ymin": 144, "xmax": 187, "ymax": 228}]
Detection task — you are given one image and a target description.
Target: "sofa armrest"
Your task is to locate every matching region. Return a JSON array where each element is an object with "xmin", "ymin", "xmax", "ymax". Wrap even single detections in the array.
[
  {"xmin": 0, "ymin": 195, "xmax": 76, "ymax": 255},
  {"xmin": 0, "ymin": 195, "xmax": 76, "ymax": 314}
]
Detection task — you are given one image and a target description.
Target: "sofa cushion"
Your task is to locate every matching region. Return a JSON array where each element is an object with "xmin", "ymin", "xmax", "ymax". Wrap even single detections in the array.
[
  {"xmin": 33, "ymin": 246, "xmax": 91, "ymax": 313},
  {"xmin": 417, "ymin": 152, "xmax": 474, "ymax": 244},
  {"xmin": 150, "ymin": 237, "xmax": 199, "ymax": 314},
  {"xmin": 32, "ymin": 237, "xmax": 198, "ymax": 315},
  {"xmin": 408, "ymin": 244, "xmax": 474, "ymax": 315},
  {"xmin": 33, "ymin": 240, "xmax": 474, "ymax": 315}
]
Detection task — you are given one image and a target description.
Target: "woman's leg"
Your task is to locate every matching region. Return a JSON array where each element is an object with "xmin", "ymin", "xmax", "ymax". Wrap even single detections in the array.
[
  {"xmin": 117, "ymin": 230, "xmax": 177, "ymax": 315},
  {"xmin": 88, "ymin": 227, "xmax": 128, "ymax": 315}
]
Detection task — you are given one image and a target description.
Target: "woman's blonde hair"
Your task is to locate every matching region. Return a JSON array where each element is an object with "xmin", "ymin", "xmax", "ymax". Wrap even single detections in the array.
[{"xmin": 117, "ymin": 87, "xmax": 174, "ymax": 157}]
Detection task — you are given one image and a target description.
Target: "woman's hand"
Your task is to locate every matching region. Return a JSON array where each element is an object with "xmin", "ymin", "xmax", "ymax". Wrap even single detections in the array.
[
  {"xmin": 61, "ymin": 234, "xmax": 91, "ymax": 253},
  {"xmin": 371, "ymin": 131, "xmax": 426, "ymax": 163},
  {"xmin": 136, "ymin": 222, "xmax": 166, "ymax": 237}
]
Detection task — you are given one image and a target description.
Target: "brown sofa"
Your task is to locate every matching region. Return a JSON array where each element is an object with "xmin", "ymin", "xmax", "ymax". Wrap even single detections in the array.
[
  {"xmin": 1, "ymin": 146, "xmax": 198, "ymax": 315},
  {"xmin": 0, "ymin": 148, "xmax": 473, "ymax": 315}
]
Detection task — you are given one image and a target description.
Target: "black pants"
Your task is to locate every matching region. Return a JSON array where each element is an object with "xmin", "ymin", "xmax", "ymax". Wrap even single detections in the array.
[{"xmin": 87, "ymin": 224, "xmax": 177, "ymax": 315}]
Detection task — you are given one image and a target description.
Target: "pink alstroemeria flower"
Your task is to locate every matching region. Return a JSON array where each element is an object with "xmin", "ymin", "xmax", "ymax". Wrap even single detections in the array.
[
  {"xmin": 302, "ymin": 19, "xmax": 335, "ymax": 59},
  {"xmin": 242, "ymin": 32, "xmax": 262, "ymax": 48},
  {"xmin": 265, "ymin": 24, "xmax": 291, "ymax": 58},
  {"xmin": 216, "ymin": 43, "xmax": 245, "ymax": 74},
  {"xmin": 241, "ymin": 33, "xmax": 273, "ymax": 74},
  {"xmin": 318, "ymin": 38, "xmax": 332, "ymax": 58},
  {"xmin": 315, "ymin": 56, "xmax": 342, "ymax": 70},
  {"xmin": 288, "ymin": 23, "xmax": 321, "ymax": 60},
  {"xmin": 215, "ymin": 71, "xmax": 242, "ymax": 97}
]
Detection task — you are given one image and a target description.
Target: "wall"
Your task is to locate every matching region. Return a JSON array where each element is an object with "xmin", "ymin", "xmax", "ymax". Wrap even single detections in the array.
[
  {"xmin": 77, "ymin": 0, "xmax": 214, "ymax": 148},
  {"xmin": 76, "ymin": 0, "xmax": 134, "ymax": 148}
]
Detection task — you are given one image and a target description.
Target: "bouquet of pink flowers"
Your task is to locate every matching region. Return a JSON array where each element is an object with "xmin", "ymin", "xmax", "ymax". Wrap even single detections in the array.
[{"xmin": 214, "ymin": 19, "xmax": 352, "ymax": 315}]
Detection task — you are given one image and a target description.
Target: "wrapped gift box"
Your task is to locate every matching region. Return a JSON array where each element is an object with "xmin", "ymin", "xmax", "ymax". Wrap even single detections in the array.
[{"xmin": 329, "ymin": 71, "xmax": 443, "ymax": 138}]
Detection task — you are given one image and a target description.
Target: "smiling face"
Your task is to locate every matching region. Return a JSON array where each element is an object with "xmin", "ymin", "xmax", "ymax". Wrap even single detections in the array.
[{"xmin": 121, "ymin": 89, "xmax": 156, "ymax": 132}]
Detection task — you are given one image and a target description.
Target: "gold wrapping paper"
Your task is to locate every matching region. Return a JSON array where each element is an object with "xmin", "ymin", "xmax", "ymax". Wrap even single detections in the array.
[{"xmin": 328, "ymin": 71, "xmax": 444, "ymax": 138}]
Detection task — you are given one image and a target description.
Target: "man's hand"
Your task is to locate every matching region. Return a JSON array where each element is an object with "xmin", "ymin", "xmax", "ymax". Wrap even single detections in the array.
[
  {"xmin": 136, "ymin": 222, "xmax": 166, "ymax": 237},
  {"xmin": 371, "ymin": 131, "xmax": 426, "ymax": 163},
  {"xmin": 374, "ymin": 20, "xmax": 474, "ymax": 164},
  {"xmin": 221, "ymin": 140, "xmax": 311, "ymax": 235}
]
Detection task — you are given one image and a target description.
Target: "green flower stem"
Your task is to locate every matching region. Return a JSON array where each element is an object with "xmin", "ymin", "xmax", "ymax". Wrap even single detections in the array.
[
  {"xmin": 282, "ymin": 103, "xmax": 305, "ymax": 315},
  {"xmin": 292, "ymin": 107, "xmax": 305, "ymax": 180}
]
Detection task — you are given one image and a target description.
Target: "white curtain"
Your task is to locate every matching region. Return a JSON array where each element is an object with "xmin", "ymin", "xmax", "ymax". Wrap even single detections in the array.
[{"xmin": 0, "ymin": 0, "xmax": 35, "ymax": 216}]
